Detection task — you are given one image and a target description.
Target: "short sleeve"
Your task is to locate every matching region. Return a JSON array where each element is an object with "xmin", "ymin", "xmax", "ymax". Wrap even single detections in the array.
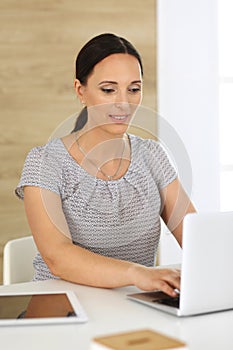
[
  {"xmin": 146, "ymin": 139, "xmax": 177, "ymax": 190},
  {"xmin": 15, "ymin": 143, "xmax": 62, "ymax": 200}
]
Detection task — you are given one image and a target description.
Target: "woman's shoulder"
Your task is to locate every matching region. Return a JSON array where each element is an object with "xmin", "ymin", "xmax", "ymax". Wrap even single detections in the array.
[
  {"xmin": 128, "ymin": 133, "xmax": 175, "ymax": 168},
  {"xmin": 16, "ymin": 138, "xmax": 67, "ymax": 200},
  {"xmin": 25, "ymin": 138, "xmax": 66, "ymax": 162},
  {"xmin": 128, "ymin": 134, "xmax": 177, "ymax": 189},
  {"xmin": 128, "ymin": 133, "xmax": 162, "ymax": 154},
  {"xmin": 20, "ymin": 138, "xmax": 70, "ymax": 181}
]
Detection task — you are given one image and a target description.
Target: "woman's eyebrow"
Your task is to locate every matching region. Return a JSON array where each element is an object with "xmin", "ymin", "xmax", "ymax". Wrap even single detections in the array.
[
  {"xmin": 98, "ymin": 80, "xmax": 142, "ymax": 86},
  {"xmin": 98, "ymin": 81, "xmax": 117, "ymax": 85}
]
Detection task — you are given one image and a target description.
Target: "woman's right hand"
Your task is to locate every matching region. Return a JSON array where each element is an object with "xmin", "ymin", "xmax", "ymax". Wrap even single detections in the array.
[{"xmin": 128, "ymin": 264, "xmax": 181, "ymax": 297}]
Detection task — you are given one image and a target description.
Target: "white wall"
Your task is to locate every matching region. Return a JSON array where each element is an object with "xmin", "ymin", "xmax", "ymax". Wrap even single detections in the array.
[{"xmin": 157, "ymin": 0, "xmax": 220, "ymax": 264}]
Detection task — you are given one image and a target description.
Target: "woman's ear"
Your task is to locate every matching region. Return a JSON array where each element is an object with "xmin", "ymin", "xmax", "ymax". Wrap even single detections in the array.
[{"xmin": 74, "ymin": 79, "xmax": 86, "ymax": 104}]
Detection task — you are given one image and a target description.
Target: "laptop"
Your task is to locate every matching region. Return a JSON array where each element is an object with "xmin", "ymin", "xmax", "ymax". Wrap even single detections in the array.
[{"xmin": 128, "ymin": 211, "xmax": 233, "ymax": 317}]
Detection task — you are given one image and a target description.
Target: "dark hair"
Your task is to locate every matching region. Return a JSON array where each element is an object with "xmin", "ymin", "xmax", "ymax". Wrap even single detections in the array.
[{"xmin": 72, "ymin": 33, "xmax": 143, "ymax": 132}]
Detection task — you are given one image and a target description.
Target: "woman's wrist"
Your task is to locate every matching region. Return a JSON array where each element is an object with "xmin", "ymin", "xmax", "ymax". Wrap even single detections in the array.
[{"xmin": 125, "ymin": 263, "xmax": 144, "ymax": 287}]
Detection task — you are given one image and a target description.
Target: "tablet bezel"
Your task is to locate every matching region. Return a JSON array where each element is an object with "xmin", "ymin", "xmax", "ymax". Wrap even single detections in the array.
[{"xmin": 0, "ymin": 290, "xmax": 88, "ymax": 326}]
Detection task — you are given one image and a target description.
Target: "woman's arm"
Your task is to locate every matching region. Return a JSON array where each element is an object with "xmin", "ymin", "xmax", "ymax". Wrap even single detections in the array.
[
  {"xmin": 24, "ymin": 186, "xmax": 180, "ymax": 297},
  {"xmin": 160, "ymin": 178, "xmax": 196, "ymax": 247}
]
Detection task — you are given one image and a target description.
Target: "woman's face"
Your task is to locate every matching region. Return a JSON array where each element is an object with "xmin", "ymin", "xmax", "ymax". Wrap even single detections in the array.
[{"xmin": 75, "ymin": 53, "xmax": 143, "ymax": 136}]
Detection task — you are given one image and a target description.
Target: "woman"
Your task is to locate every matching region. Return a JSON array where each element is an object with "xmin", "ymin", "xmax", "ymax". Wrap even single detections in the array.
[{"xmin": 16, "ymin": 33, "xmax": 195, "ymax": 297}]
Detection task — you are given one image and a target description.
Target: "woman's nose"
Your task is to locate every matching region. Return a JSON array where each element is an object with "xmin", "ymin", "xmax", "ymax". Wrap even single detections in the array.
[{"xmin": 115, "ymin": 89, "xmax": 128, "ymax": 104}]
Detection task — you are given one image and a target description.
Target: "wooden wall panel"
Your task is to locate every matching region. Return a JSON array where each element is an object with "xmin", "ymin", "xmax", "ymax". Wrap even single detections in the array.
[{"xmin": 0, "ymin": 0, "xmax": 156, "ymax": 283}]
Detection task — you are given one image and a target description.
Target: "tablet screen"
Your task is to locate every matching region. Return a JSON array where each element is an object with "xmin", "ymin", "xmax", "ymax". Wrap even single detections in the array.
[{"xmin": 0, "ymin": 293, "xmax": 76, "ymax": 320}]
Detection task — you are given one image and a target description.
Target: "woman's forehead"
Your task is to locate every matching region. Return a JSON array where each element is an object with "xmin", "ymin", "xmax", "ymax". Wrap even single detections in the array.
[{"xmin": 88, "ymin": 54, "xmax": 142, "ymax": 83}]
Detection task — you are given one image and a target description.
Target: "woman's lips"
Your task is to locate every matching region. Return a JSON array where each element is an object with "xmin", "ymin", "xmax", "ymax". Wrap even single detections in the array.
[{"xmin": 109, "ymin": 115, "xmax": 129, "ymax": 123}]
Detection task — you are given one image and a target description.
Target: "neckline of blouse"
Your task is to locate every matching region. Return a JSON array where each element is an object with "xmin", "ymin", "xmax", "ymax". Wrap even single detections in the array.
[{"xmin": 57, "ymin": 133, "xmax": 137, "ymax": 183}]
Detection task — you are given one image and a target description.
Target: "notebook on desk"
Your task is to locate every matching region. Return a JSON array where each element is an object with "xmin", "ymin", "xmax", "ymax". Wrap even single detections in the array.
[{"xmin": 128, "ymin": 211, "xmax": 233, "ymax": 317}]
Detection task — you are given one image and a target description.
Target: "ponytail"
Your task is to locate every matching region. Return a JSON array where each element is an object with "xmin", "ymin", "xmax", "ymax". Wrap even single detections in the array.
[{"xmin": 71, "ymin": 107, "xmax": 88, "ymax": 133}]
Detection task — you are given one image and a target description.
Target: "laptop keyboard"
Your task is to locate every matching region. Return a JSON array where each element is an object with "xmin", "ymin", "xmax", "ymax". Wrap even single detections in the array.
[{"xmin": 152, "ymin": 295, "xmax": 180, "ymax": 308}]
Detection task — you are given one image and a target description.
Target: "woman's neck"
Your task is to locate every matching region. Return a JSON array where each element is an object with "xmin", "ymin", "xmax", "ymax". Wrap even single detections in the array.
[
  {"xmin": 63, "ymin": 129, "xmax": 131, "ymax": 181},
  {"xmin": 76, "ymin": 127, "xmax": 128, "ymax": 158}
]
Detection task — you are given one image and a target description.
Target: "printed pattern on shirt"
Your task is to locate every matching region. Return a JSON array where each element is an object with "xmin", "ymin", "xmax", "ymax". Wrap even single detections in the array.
[{"xmin": 15, "ymin": 134, "xmax": 177, "ymax": 281}]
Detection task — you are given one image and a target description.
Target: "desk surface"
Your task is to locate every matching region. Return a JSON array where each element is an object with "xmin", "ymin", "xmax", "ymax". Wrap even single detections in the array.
[{"xmin": 0, "ymin": 279, "xmax": 233, "ymax": 350}]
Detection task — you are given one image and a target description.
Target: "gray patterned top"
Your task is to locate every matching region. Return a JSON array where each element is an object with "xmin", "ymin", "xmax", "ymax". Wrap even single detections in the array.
[{"xmin": 15, "ymin": 134, "xmax": 177, "ymax": 281}]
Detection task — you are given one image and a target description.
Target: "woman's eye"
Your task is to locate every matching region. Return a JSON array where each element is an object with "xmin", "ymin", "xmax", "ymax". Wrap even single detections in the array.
[
  {"xmin": 101, "ymin": 88, "xmax": 115, "ymax": 94},
  {"xmin": 129, "ymin": 87, "xmax": 141, "ymax": 93}
]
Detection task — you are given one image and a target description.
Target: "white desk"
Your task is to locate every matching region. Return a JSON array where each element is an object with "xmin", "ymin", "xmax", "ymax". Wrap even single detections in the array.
[{"xmin": 0, "ymin": 279, "xmax": 233, "ymax": 350}]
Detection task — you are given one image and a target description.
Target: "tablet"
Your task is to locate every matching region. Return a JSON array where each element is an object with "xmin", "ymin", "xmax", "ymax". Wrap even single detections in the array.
[{"xmin": 0, "ymin": 290, "xmax": 88, "ymax": 326}]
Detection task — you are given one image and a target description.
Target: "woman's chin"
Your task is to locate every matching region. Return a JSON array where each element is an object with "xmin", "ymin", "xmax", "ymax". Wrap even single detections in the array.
[{"xmin": 102, "ymin": 123, "xmax": 129, "ymax": 136}]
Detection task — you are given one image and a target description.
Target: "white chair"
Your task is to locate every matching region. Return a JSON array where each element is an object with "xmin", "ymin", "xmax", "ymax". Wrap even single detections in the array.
[{"xmin": 3, "ymin": 236, "xmax": 38, "ymax": 285}]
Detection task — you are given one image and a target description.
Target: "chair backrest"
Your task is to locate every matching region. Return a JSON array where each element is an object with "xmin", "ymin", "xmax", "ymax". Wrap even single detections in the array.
[{"xmin": 3, "ymin": 236, "xmax": 38, "ymax": 285}]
